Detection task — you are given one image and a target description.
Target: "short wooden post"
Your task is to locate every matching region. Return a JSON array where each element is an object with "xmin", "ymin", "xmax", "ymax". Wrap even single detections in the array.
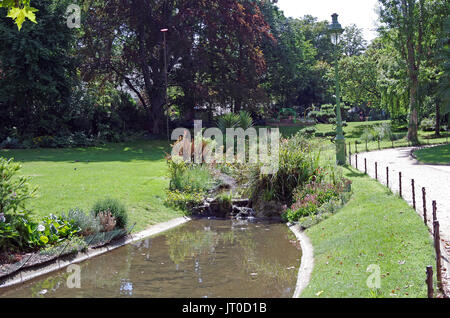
[
  {"xmin": 375, "ymin": 162, "xmax": 378, "ymax": 180},
  {"xmin": 434, "ymin": 221, "xmax": 443, "ymax": 292},
  {"xmin": 411, "ymin": 179, "xmax": 416, "ymax": 210},
  {"xmin": 399, "ymin": 172, "xmax": 402, "ymax": 198},
  {"xmin": 426, "ymin": 266, "xmax": 434, "ymax": 298},
  {"xmin": 364, "ymin": 158, "xmax": 367, "ymax": 174},
  {"xmin": 432, "ymin": 201, "xmax": 437, "ymax": 224},
  {"xmin": 422, "ymin": 187, "xmax": 427, "ymax": 225},
  {"xmin": 386, "ymin": 167, "xmax": 389, "ymax": 188},
  {"xmin": 349, "ymin": 143, "xmax": 352, "ymax": 166}
]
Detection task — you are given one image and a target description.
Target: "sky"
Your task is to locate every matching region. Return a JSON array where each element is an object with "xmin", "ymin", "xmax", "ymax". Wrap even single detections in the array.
[{"xmin": 276, "ymin": 0, "xmax": 380, "ymax": 42}]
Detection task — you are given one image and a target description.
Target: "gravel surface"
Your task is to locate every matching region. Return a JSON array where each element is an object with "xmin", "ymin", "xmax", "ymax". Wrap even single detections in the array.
[{"xmin": 351, "ymin": 146, "xmax": 450, "ymax": 295}]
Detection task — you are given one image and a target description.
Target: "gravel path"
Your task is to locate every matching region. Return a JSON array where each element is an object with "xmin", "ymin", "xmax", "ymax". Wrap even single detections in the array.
[{"xmin": 351, "ymin": 146, "xmax": 450, "ymax": 295}]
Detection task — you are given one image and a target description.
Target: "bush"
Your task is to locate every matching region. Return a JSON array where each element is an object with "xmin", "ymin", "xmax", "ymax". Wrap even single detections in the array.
[
  {"xmin": 38, "ymin": 214, "xmax": 81, "ymax": 245},
  {"xmin": 62, "ymin": 208, "xmax": 102, "ymax": 236},
  {"xmin": 92, "ymin": 198, "xmax": 128, "ymax": 229},
  {"xmin": 307, "ymin": 104, "xmax": 336, "ymax": 124},
  {"xmin": 420, "ymin": 118, "xmax": 435, "ymax": 132},
  {"xmin": 0, "ymin": 137, "xmax": 24, "ymax": 149},
  {"xmin": 325, "ymin": 131, "xmax": 337, "ymax": 137},
  {"xmin": 168, "ymin": 160, "xmax": 216, "ymax": 193},
  {"xmin": 165, "ymin": 190, "xmax": 205, "ymax": 211},
  {"xmin": 283, "ymin": 178, "xmax": 352, "ymax": 223},
  {"xmin": 0, "ymin": 158, "xmax": 37, "ymax": 216},
  {"xmin": 300, "ymin": 127, "xmax": 317, "ymax": 136},
  {"xmin": 314, "ymin": 132, "xmax": 325, "ymax": 138},
  {"xmin": 217, "ymin": 111, "xmax": 254, "ymax": 133},
  {"xmin": 247, "ymin": 133, "xmax": 321, "ymax": 204}
]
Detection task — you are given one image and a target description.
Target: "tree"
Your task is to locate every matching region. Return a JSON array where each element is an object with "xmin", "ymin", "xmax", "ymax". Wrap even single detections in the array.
[
  {"xmin": 0, "ymin": 0, "xmax": 78, "ymax": 137},
  {"xmin": 80, "ymin": 0, "xmax": 272, "ymax": 134},
  {"xmin": 378, "ymin": 0, "xmax": 429, "ymax": 144},
  {"xmin": 341, "ymin": 24, "xmax": 367, "ymax": 56},
  {"xmin": 0, "ymin": 0, "xmax": 38, "ymax": 30}
]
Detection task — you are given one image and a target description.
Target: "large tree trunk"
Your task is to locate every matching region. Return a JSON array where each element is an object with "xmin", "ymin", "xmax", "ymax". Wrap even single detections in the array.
[
  {"xmin": 149, "ymin": 88, "xmax": 166, "ymax": 135},
  {"xmin": 435, "ymin": 101, "xmax": 441, "ymax": 137},
  {"xmin": 407, "ymin": 75, "xmax": 419, "ymax": 144}
]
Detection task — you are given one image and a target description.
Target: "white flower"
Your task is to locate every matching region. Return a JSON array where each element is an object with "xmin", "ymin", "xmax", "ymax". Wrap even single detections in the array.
[
  {"xmin": 0, "ymin": 213, "xmax": 5, "ymax": 223},
  {"xmin": 37, "ymin": 224, "xmax": 45, "ymax": 232}
]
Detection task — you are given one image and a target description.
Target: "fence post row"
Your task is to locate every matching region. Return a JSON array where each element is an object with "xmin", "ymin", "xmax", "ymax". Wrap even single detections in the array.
[
  {"xmin": 426, "ymin": 266, "xmax": 434, "ymax": 298},
  {"xmin": 386, "ymin": 167, "xmax": 389, "ymax": 188},
  {"xmin": 399, "ymin": 172, "xmax": 402, "ymax": 198},
  {"xmin": 364, "ymin": 158, "xmax": 367, "ymax": 174},
  {"xmin": 432, "ymin": 201, "xmax": 437, "ymax": 223},
  {"xmin": 422, "ymin": 187, "xmax": 427, "ymax": 225},
  {"xmin": 434, "ymin": 221, "xmax": 443, "ymax": 292},
  {"xmin": 375, "ymin": 162, "xmax": 378, "ymax": 180}
]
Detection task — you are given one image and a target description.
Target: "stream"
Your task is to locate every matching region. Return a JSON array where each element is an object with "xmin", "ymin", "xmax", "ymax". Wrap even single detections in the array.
[{"xmin": 0, "ymin": 219, "xmax": 301, "ymax": 298}]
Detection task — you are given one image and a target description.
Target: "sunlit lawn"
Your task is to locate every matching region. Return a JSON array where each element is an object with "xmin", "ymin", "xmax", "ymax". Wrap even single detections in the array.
[
  {"xmin": 414, "ymin": 144, "xmax": 450, "ymax": 165},
  {"xmin": 0, "ymin": 140, "xmax": 184, "ymax": 232}
]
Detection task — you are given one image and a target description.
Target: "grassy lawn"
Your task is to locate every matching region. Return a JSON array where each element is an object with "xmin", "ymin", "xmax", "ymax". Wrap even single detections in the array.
[
  {"xmin": 0, "ymin": 140, "xmax": 184, "ymax": 232},
  {"xmin": 267, "ymin": 120, "xmax": 449, "ymax": 152},
  {"xmin": 414, "ymin": 144, "xmax": 450, "ymax": 165},
  {"xmin": 300, "ymin": 166, "xmax": 435, "ymax": 298}
]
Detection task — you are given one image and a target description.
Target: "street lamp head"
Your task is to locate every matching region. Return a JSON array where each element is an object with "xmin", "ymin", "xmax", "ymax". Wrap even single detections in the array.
[
  {"xmin": 161, "ymin": 28, "xmax": 168, "ymax": 32},
  {"xmin": 329, "ymin": 13, "xmax": 344, "ymax": 45}
]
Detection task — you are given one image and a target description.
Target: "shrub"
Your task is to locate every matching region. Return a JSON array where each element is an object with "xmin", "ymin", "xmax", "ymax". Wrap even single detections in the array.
[
  {"xmin": 307, "ymin": 104, "xmax": 336, "ymax": 124},
  {"xmin": 169, "ymin": 163, "xmax": 216, "ymax": 193},
  {"xmin": 420, "ymin": 118, "xmax": 435, "ymax": 132},
  {"xmin": 283, "ymin": 178, "xmax": 352, "ymax": 223},
  {"xmin": 300, "ymin": 127, "xmax": 317, "ymax": 136},
  {"xmin": 38, "ymin": 214, "xmax": 81, "ymax": 245},
  {"xmin": 92, "ymin": 198, "xmax": 128, "ymax": 229},
  {"xmin": 217, "ymin": 111, "xmax": 254, "ymax": 133},
  {"xmin": 324, "ymin": 131, "xmax": 337, "ymax": 137},
  {"xmin": 315, "ymin": 132, "xmax": 325, "ymax": 138},
  {"xmin": 247, "ymin": 133, "xmax": 321, "ymax": 204},
  {"xmin": 0, "ymin": 158, "xmax": 37, "ymax": 215},
  {"xmin": 98, "ymin": 210, "xmax": 117, "ymax": 232},
  {"xmin": 165, "ymin": 190, "xmax": 205, "ymax": 212},
  {"xmin": 62, "ymin": 208, "xmax": 102, "ymax": 236},
  {"xmin": 0, "ymin": 137, "xmax": 24, "ymax": 149}
]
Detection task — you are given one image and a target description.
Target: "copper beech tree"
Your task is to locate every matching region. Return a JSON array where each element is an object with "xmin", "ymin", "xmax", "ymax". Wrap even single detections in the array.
[{"xmin": 79, "ymin": 0, "xmax": 273, "ymax": 134}]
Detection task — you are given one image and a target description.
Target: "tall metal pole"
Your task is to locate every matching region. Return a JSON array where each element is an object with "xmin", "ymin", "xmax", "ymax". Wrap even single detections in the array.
[{"xmin": 334, "ymin": 45, "xmax": 346, "ymax": 165}]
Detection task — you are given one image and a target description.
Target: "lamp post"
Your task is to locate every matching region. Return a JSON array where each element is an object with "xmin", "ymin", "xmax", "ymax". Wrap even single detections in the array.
[
  {"xmin": 329, "ymin": 13, "xmax": 346, "ymax": 165},
  {"xmin": 161, "ymin": 28, "xmax": 169, "ymax": 141}
]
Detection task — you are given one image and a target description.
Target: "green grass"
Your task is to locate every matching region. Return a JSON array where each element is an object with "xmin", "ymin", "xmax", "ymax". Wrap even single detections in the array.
[
  {"xmin": 300, "ymin": 166, "xmax": 435, "ymax": 298},
  {"xmin": 0, "ymin": 140, "xmax": 184, "ymax": 232},
  {"xmin": 414, "ymin": 144, "xmax": 450, "ymax": 165}
]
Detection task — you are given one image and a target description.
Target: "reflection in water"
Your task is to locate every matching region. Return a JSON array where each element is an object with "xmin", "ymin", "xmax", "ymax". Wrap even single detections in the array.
[{"xmin": 0, "ymin": 219, "xmax": 301, "ymax": 298}]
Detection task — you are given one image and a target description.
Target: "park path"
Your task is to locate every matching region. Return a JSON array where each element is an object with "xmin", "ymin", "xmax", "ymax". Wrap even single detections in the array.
[{"xmin": 350, "ymin": 146, "xmax": 450, "ymax": 294}]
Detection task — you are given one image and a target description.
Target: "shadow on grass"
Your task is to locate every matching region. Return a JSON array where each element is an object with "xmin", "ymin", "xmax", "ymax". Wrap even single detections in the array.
[{"xmin": 0, "ymin": 139, "xmax": 171, "ymax": 163}]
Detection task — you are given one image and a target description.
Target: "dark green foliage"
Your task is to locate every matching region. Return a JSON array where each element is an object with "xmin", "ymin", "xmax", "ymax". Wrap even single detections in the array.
[
  {"xmin": 0, "ymin": 0, "xmax": 77, "ymax": 138},
  {"xmin": 92, "ymin": 198, "xmax": 128, "ymax": 229}
]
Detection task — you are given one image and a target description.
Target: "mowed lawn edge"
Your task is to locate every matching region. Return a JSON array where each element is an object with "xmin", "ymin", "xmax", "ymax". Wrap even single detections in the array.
[
  {"xmin": 0, "ymin": 140, "xmax": 184, "ymax": 232},
  {"xmin": 414, "ymin": 144, "xmax": 450, "ymax": 165},
  {"xmin": 300, "ymin": 166, "xmax": 435, "ymax": 298}
]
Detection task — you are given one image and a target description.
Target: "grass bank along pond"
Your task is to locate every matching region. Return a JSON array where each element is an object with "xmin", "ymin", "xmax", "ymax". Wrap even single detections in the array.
[{"xmin": 0, "ymin": 219, "xmax": 301, "ymax": 298}]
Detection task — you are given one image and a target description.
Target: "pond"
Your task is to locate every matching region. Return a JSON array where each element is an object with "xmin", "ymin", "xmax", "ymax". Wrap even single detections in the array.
[{"xmin": 0, "ymin": 219, "xmax": 301, "ymax": 298}]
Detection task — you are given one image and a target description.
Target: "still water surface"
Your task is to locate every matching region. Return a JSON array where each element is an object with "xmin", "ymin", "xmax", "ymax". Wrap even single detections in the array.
[{"xmin": 0, "ymin": 219, "xmax": 301, "ymax": 298}]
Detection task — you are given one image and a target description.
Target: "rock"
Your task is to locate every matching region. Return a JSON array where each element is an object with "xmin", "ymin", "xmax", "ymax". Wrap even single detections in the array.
[{"xmin": 252, "ymin": 200, "xmax": 285, "ymax": 219}]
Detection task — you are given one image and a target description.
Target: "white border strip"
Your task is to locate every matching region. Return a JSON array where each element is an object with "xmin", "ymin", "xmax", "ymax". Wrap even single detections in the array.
[
  {"xmin": 289, "ymin": 224, "xmax": 314, "ymax": 298},
  {"xmin": 0, "ymin": 217, "xmax": 191, "ymax": 289}
]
